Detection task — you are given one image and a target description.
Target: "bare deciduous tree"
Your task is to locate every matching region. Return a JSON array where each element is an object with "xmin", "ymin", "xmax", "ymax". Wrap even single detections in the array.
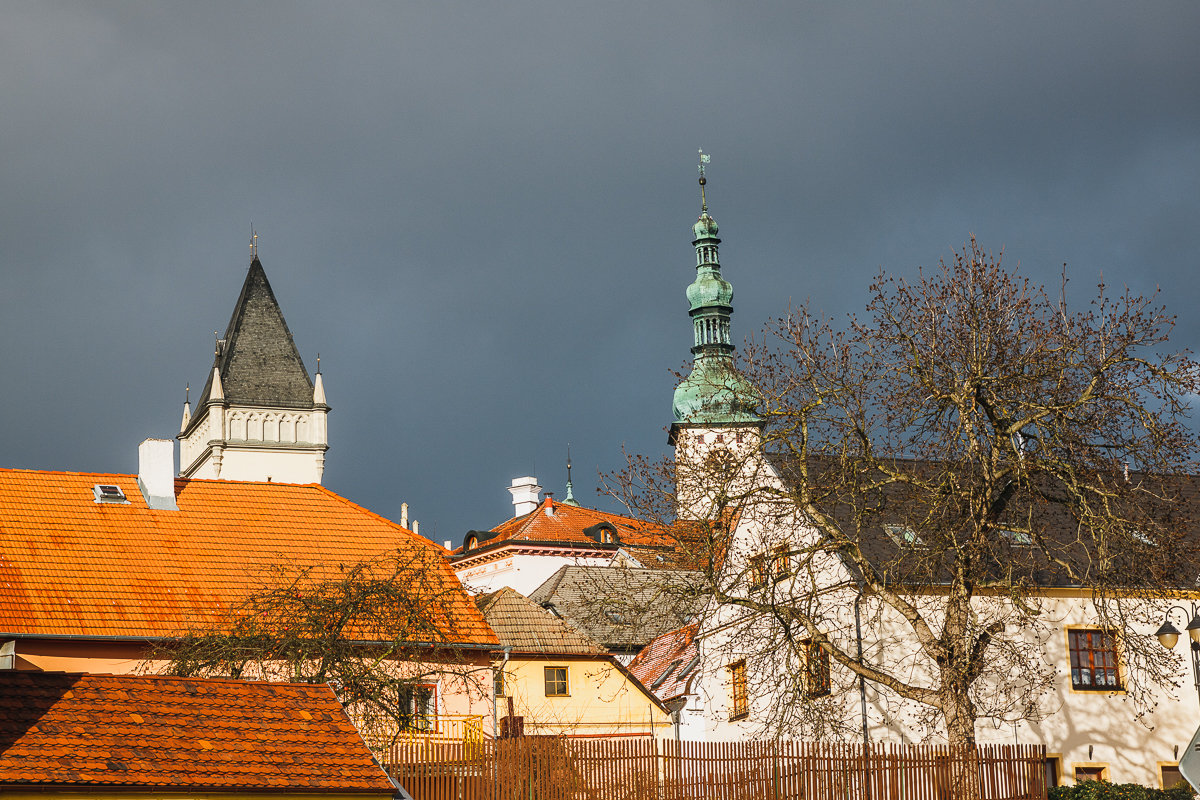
[
  {"xmin": 152, "ymin": 550, "xmax": 489, "ymax": 750},
  {"xmin": 610, "ymin": 238, "xmax": 1200, "ymax": 749}
]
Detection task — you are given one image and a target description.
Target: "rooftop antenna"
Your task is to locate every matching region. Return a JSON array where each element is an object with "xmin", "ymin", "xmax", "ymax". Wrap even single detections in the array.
[
  {"xmin": 697, "ymin": 148, "xmax": 711, "ymax": 212},
  {"xmin": 249, "ymin": 223, "xmax": 258, "ymax": 261}
]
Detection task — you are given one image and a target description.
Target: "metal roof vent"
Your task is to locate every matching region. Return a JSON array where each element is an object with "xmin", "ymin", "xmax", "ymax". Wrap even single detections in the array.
[{"xmin": 93, "ymin": 484, "xmax": 129, "ymax": 504}]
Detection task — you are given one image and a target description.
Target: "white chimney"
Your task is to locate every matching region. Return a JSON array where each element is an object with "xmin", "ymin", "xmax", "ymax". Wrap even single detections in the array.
[
  {"xmin": 138, "ymin": 438, "xmax": 178, "ymax": 511},
  {"xmin": 508, "ymin": 476, "xmax": 542, "ymax": 516},
  {"xmin": 400, "ymin": 502, "xmax": 409, "ymax": 528}
]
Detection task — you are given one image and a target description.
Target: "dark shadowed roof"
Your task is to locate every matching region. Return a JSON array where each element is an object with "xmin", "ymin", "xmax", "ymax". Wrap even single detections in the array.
[
  {"xmin": 527, "ymin": 565, "xmax": 705, "ymax": 652},
  {"xmin": 475, "ymin": 587, "xmax": 606, "ymax": 655},
  {"xmin": 765, "ymin": 451, "xmax": 1200, "ymax": 590},
  {"xmin": 0, "ymin": 671, "xmax": 395, "ymax": 793},
  {"xmin": 192, "ymin": 258, "xmax": 315, "ymax": 412}
]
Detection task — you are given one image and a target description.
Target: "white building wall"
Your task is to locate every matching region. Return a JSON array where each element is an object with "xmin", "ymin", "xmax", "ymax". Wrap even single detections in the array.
[{"xmin": 456, "ymin": 552, "xmax": 612, "ymax": 596}]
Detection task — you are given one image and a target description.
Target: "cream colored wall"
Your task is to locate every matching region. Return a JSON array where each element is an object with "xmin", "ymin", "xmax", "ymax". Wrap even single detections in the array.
[
  {"xmin": 497, "ymin": 656, "xmax": 670, "ymax": 739},
  {"xmin": 180, "ymin": 404, "xmax": 328, "ymax": 483}
]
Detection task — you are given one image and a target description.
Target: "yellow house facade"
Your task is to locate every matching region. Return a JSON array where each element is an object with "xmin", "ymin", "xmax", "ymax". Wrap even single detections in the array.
[{"xmin": 477, "ymin": 587, "xmax": 672, "ymax": 739}]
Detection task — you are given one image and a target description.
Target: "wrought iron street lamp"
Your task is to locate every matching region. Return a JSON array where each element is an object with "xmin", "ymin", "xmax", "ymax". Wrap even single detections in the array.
[{"xmin": 1156, "ymin": 603, "xmax": 1200, "ymax": 704}]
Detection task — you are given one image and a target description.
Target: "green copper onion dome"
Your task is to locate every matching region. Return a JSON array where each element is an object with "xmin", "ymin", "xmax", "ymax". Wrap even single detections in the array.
[
  {"xmin": 672, "ymin": 356, "xmax": 761, "ymax": 424},
  {"xmin": 670, "ymin": 156, "xmax": 762, "ymax": 429}
]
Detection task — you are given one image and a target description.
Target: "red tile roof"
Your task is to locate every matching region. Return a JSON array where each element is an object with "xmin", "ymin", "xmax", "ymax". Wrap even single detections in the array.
[
  {"xmin": 454, "ymin": 498, "xmax": 675, "ymax": 556},
  {"xmin": 0, "ymin": 468, "xmax": 497, "ymax": 646},
  {"xmin": 0, "ymin": 671, "xmax": 395, "ymax": 792},
  {"xmin": 627, "ymin": 622, "xmax": 699, "ymax": 703}
]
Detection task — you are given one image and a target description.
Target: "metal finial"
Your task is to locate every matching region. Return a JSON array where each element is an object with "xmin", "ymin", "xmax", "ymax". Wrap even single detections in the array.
[
  {"xmin": 214, "ymin": 331, "xmax": 220, "ymax": 356},
  {"xmin": 564, "ymin": 443, "xmax": 575, "ymax": 503},
  {"xmin": 697, "ymin": 149, "xmax": 711, "ymax": 212},
  {"xmin": 316, "ymin": 352, "xmax": 321, "ymax": 374},
  {"xmin": 185, "ymin": 383, "xmax": 190, "ymax": 403},
  {"xmin": 249, "ymin": 223, "xmax": 258, "ymax": 261}
]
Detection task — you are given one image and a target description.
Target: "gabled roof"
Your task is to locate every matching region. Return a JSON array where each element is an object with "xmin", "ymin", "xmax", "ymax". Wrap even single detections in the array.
[
  {"xmin": 0, "ymin": 468, "xmax": 497, "ymax": 646},
  {"xmin": 527, "ymin": 565, "xmax": 704, "ymax": 651},
  {"xmin": 192, "ymin": 258, "xmax": 315, "ymax": 414},
  {"xmin": 627, "ymin": 622, "xmax": 699, "ymax": 704},
  {"xmin": 0, "ymin": 671, "xmax": 395, "ymax": 793},
  {"xmin": 474, "ymin": 587, "xmax": 606, "ymax": 656},
  {"xmin": 452, "ymin": 497, "xmax": 676, "ymax": 558}
]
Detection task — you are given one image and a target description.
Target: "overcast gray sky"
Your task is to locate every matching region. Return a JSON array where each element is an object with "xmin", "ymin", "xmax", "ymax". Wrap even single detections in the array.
[{"xmin": 3, "ymin": 2, "xmax": 1198, "ymax": 544}]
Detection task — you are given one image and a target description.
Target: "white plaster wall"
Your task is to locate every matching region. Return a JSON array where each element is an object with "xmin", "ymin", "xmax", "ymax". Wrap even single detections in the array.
[{"xmin": 456, "ymin": 552, "xmax": 612, "ymax": 596}]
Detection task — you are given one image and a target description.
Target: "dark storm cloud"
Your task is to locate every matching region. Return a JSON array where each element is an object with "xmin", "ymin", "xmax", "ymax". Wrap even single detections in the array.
[{"xmin": 2, "ymin": 2, "xmax": 1198, "ymax": 541}]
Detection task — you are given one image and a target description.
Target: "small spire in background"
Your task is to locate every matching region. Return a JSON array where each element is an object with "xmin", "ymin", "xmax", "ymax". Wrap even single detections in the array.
[
  {"xmin": 697, "ymin": 149, "xmax": 711, "ymax": 213},
  {"xmin": 564, "ymin": 443, "xmax": 578, "ymax": 505}
]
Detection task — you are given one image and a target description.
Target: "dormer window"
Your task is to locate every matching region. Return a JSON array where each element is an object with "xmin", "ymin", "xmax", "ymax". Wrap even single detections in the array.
[
  {"xmin": 600, "ymin": 530, "xmax": 615, "ymax": 544},
  {"xmin": 465, "ymin": 535, "xmax": 478, "ymax": 551},
  {"xmin": 92, "ymin": 485, "xmax": 129, "ymax": 504}
]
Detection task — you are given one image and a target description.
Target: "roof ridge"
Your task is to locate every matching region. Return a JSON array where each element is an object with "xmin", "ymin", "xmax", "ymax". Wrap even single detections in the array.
[{"xmin": 1, "ymin": 670, "xmax": 340, "ymax": 690}]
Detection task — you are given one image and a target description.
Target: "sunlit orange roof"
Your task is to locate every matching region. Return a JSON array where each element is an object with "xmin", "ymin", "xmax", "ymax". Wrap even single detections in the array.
[
  {"xmin": 0, "ymin": 468, "xmax": 497, "ymax": 646},
  {"xmin": 627, "ymin": 622, "xmax": 699, "ymax": 703},
  {"xmin": 452, "ymin": 497, "xmax": 674, "ymax": 557},
  {"xmin": 0, "ymin": 671, "xmax": 395, "ymax": 792}
]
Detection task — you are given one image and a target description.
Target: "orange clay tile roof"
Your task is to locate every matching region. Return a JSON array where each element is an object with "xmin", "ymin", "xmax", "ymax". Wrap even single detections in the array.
[
  {"xmin": 474, "ymin": 588, "xmax": 606, "ymax": 656},
  {"xmin": 453, "ymin": 497, "xmax": 675, "ymax": 556},
  {"xmin": 627, "ymin": 622, "xmax": 699, "ymax": 703},
  {"xmin": 0, "ymin": 468, "xmax": 497, "ymax": 646},
  {"xmin": 0, "ymin": 671, "xmax": 395, "ymax": 792}
]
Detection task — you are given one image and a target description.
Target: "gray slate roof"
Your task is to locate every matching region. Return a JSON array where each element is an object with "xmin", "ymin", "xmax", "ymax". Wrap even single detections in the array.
[
  {"xmin": 527, "ymin": 565, "xmax": 704, "ymax": 653},
  {"xmin": 475, "ymin": 587, "xmax": 607, "ymax": 655},
  {"xmin": 194, "ymin": 259, "xmax": 315, "ymax": 411}
]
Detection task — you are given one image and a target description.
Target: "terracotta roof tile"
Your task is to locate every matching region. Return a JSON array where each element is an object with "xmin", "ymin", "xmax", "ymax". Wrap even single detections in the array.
[
  {"xmin": 627, "ymin": 623, "xmax": 699, "ymax": 703},
  {"xmin": 0, "ymin": 468, "xmax": 497, "ymax": 646},
  {"xmin": 454, "ymin": 498, "xmax": 675, "ymax": 555},
  {"xmin": 0, "ymin": 671, "xmax": 394, "ymax": 792}
]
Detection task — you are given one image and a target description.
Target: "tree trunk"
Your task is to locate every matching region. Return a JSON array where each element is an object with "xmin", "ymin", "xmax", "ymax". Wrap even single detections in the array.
[{"xmin": 943, "ymin": 692, "xmax": 980, "ymax": 800}]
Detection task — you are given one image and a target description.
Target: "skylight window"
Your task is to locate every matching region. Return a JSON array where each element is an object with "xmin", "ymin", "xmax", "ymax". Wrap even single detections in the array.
[
  {"xmin": 92, "ymin": 484, "xmax": 128, "ymax": 504},
  {"xmin": 883, "ymin": 524, "xmax": 924, "ymax": 547},
  {"xmin": 677, "ymin": 655, "xmax": 701, "ymax": 679},
  {"xmin": 998, "ymin": 528, "xmax": 1033, "ymax": 546},
  {"xmin": 651, "ymin": 660, "xmax": 682, "ymax": 689}
]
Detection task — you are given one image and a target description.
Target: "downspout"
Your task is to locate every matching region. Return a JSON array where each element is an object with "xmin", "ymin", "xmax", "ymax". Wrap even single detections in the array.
[
  {"xmin": 855, "ymin": 587, "xmax": 869, "ymax": 747},
  {"xmin": 493, "ymin": 645, "xmax": 511, "ymax": 739}
]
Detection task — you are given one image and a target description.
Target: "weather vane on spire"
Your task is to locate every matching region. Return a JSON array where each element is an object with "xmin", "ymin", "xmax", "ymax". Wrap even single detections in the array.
[
  {"xmin": 697, "ymin": 149, "xmax": 711, "ymax": 212},
  {"xmin": 249, "ymin": 224, "xmax": 258, "ymax": 261}
]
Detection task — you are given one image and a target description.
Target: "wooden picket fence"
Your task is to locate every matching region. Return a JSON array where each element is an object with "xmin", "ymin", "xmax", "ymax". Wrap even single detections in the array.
[{"xmin": 389, "ymin": 737, "xmax": 1047, "ymax": 800}]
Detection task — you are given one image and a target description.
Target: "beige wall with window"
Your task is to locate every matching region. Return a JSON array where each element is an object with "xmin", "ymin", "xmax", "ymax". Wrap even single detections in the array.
[{"xmin": 495, "ymin": 655, "xmax": 670, "ymax": 739}]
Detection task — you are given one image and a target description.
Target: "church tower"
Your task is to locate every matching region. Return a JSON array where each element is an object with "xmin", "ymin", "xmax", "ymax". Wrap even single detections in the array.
[
  {"xmin": 178, "ymin": 254, "xmax": 329, "ymax": 484},
  {"xmin": 669, "ymin": 155, "xmax": 763, "ymax": 512}
]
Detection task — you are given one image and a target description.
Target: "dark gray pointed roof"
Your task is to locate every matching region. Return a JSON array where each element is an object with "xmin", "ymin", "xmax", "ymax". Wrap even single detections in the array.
[{"xmin": 195, "ymin": 258, "xmax": 314, "ymax": 410}]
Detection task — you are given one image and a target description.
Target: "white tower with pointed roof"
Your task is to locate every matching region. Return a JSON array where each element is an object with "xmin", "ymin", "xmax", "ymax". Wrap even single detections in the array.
[{"xmin": 178, "ymin": 257, "xmax": 329, "ymax": 484}]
